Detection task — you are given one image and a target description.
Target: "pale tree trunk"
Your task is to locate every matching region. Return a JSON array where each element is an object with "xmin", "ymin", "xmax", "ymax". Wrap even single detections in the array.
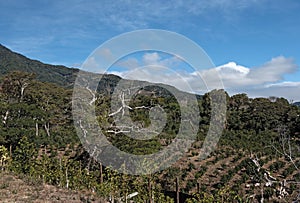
[
  {"xmin": 111, "ymin": 195, "xmax": 114, "ymax": 203},
  {"xmin": 260, "ymin": 186, "xmax": 264, "ymax": 203},
  {"xmin": 20, "ymin": 86, "xmax": 25, "ymax": 101},
  {"xmin": 19, "ymin": 82, "xmax": 28, "ymax": 102},
  {"xmin": 44, "ymin": 123, "xmax": 50, "ymax": 136},
  {"xmin": 35, "ymin": 122, "xmax": 39, "ymax": 136},
  {"xmin": 2, "ymin": 110, "xmax": 9, "ymax": 125},
  {"xmin": 66, "ymin": 167, "xmax": 69, "ymax": 189}
]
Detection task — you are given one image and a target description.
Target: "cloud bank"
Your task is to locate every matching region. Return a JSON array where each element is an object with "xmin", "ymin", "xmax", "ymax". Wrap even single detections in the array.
[{"xmin": 106, "ymin": 53, "xmax": 300, "ymax": 101}]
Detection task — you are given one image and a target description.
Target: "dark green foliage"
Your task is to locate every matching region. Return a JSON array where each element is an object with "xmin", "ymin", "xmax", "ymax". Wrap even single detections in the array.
[
  {"xmin": 269, "ymin": 160, "xmax": 285, "ymax": 172},
  {"xmin": 194, "ymin": 166, "xmax": 207, "ymax": 180},
  {"xmin": 0, "ymin": 44, "xmax": 78, "ymax": 87},
  {"xmin": 0, "ymin": 71, "xmax": 78, "ymax": 149}
]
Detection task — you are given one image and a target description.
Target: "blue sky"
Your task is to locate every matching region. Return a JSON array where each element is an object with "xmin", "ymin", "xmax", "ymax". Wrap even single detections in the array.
[{"xmin": 1, "ymin": 0, "xmax": 300, "ymax": 100}]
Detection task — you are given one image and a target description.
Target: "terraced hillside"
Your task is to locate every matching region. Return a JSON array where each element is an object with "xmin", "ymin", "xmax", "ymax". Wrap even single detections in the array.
[{"xmin": 161, "ymin": 145, "xmax": 300, "ymax": 202}]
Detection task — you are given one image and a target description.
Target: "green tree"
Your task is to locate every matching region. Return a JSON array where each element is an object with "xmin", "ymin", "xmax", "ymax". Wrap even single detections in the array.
[
  {"xmin": 0, "ymin": 145, "xmax": 10, "ymax": 170},
  {"xmin": 11, "ymin": 136, "xmax": 37, "ymax": 175}
]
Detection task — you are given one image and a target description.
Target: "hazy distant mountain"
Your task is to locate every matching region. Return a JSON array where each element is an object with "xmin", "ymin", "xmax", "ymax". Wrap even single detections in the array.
[{"xmin": 293, "ymin": 101, "xmax": 300, "ymax": 107}]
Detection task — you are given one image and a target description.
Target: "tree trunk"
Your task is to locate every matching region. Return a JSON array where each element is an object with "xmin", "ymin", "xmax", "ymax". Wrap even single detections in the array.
[
  {"xmin": 197, "ymin": 182, "xmax": 200, "ymax": 194},
  {"xmin": 99, "ymin": 163, "xmax": 103, "ymax": 184},
  {"xmin": 3, "ymin": 110, "xmax": 9, "ymax": 125},
  {"xmin": 79, "ymin": 160, "xmax": 82, "ymax": 175},
  {"xmin": 86, "ymin": 157, "xmax": 92, "ymax": 175},
  {"xmin": 20, "ymin": 86, "xmax": 25, "ymax": 101},
  {"xmin": 260, "ymin": 186, "xmax": 264, "ymax": 203},
  {"xmin": 36, "ymin": 122, "xmax": 39, "ymax": 136},
  {"xmin": 44, "ymin": 123, "xmax": 50, "ymax": 137},
  {"xmin": 59, "ymin": 158, "xmax": 62, "ymax": 187},
  {"xmin": 66, "ymin": 166, "xmax": 69, "ymax": 189},
  {"xmin": 9, "ymin": 145, "xmax": 12, "ymax": 159},
  {"xmin": 111, "ymin": 195, "xmax": 114, "ymax": 203},
  {"xmin": 20, "ymin": 82, "xmax": 28, "ymax": 102},
  {"xmin": 149, "ymin": 179, "xmax": 152, "ymax": 203},
  {"xmin": 176, "ymin": 177, "xmax": 179, "ymax": 203}
]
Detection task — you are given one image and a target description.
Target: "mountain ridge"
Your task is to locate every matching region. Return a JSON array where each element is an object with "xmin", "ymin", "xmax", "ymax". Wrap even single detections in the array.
[
  {"xmin": 0, "ymin": 44, "xmax": 78, "ymax": 87},
  {"xmin": 0, "ymin": 44, "xmax": 200, "ymax": 100}
]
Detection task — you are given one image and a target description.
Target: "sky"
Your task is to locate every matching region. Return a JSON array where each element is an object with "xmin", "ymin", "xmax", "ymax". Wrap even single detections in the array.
[{"xmin": 0, "ymin": 0, "xmax": 300, "ymax": 100}]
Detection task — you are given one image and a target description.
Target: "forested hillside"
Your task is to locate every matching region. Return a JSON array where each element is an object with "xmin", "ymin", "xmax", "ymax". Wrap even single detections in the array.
[
  {"xmin": 0, "ymin": 45, "xmax": 300, "ymax": 202},
  {"xmin": 0, "ymin": 44, "xmax": 78, "ymax": 87}
]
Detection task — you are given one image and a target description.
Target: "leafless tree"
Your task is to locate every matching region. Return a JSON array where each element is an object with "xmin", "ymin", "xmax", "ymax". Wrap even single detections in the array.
[{"xmin": 247, "ymin": 126, "xmax": 300, "ymax": 201}]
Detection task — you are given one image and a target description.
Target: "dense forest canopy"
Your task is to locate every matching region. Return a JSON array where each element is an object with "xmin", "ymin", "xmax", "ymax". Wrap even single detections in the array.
[{"xmin": 0, "ymin": 45, "xmax": 300, "ymax": 202}]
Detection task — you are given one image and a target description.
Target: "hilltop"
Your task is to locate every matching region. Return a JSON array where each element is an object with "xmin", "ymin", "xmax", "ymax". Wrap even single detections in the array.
[{"xmin": 0, "ymin": 44, "xmax": 78, "ymax": 87}]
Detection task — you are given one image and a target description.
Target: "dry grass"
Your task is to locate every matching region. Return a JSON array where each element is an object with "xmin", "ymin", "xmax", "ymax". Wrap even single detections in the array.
[{"xmin": 0, "ymin": 171, "xmax": 106, "ymax": 203}]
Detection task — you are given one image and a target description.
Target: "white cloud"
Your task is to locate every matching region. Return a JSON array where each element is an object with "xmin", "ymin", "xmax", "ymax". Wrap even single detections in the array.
[
  {"xmin": 248, "ymin": 56, "xmax": 297, "ymax": 84},
  {"xmin": 142, "ymin": 53, "xmax": 183, "ymax": 68},
  {"xmin": 246, "ymin": 85, "xmax": 300, "ymax": 102},
  {"xmin": 217, "ymin": 62, "xmax": 250, "ymax": 75},
  {"xmin": 114, "ymin": 52, "xmax": 184, "ymax": 71},
  {"xmin": 108, "ymin": 55, "xmax": 300, "ymax": 100},
  {"xmin": 45, "ymin": 0, "xmax": 264, "ymax": 33},
  {"xmin": 198, "ymin": 56, "xmax": 298, "ymax": 89},
  {"xmin": 98, "ymin": 48, "xmax": 114, "ymax": 61},
  {"xmin": 109, "ymin": 52, "xmax": 207, "ymax": 93},
  {"xmin": 208, "ymin": 57, "xmax": 300, "ymax": 100},
  {"xmin": 265, "ymin": 81, "xmax": 300, "ymax": 88},
  {"xmin": 143, "ymin": 53, "xmax": 161, "ymax": 65},
  {"xmin": 115, "ymin": 58, "xmax": 140, "ymax": 70},
  {"xmin": 82, "ymin": 56, "xmax": 99, "ymax": 72}
]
